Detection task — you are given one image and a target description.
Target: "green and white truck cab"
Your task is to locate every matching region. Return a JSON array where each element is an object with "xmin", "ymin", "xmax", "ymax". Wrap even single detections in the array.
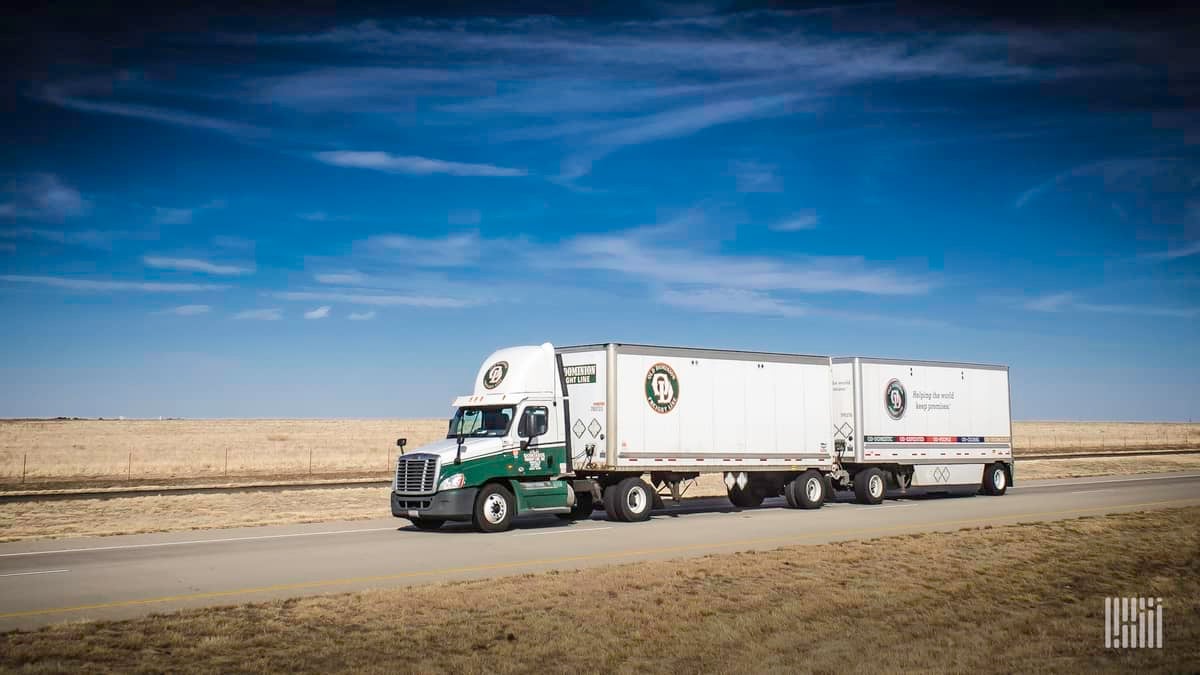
[{"xmin": 391, "ymin": 343, "xmax": 577, "ymax": 532}]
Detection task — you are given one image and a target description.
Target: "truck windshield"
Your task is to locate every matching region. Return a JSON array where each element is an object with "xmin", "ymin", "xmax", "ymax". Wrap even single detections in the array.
[{"xmin": 447, "ymin": 406, "xmax": 515, "ymax": 438}]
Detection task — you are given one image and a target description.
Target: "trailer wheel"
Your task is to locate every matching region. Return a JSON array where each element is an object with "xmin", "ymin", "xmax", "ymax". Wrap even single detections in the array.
[
  {"xmin": 854, "ymin": 467, "xmax": 886, "ymax": 505},
  {"xmin": 613, "ymin": 477, "xmax": 654, "ymax": 522},
  {"xmin": 784, "ymin": 478, "xmax": 800, "ymax": 508},
  {"xmin": 796, "ymin": 470, "xmax": 826, "ymax": 509},
  {"xmin": 558, "ymin": 491, "xmax": 594, "ymax": 520},
  {"xmin": 410, "ymin": 518, "xmax": 444, "ymax": 531},
  {"xmin": 982, "ymin": 463, "xmax": 1009, "ymax": 496},
  {"xmin": 473, "ymin": 483, "xmax": 516, "ymax": 533},
  {"xmin": 728, "ymin": 483, "xmax": 765, "ymax": 508},
  {"xmin": 602, "ymin": 484, "xmax": 620, "ymax": 521}
]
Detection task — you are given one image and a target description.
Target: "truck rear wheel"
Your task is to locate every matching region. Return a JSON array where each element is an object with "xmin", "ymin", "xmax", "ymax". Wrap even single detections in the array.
[
  {"xmin": 410, "ymin": 518, "xmax": 444, "ymax": 530},
  {"xmin": 784, "ymin": 478, "xmax": 800, "ymax": 508},
  {"xmin": 610, "ymin": 477, "xmax": 653, "ymax": 522},
  {"xmin": 728, "ymin": 483, "xmax": 765, "ymax": 508},
  {"xmin": 982, "ymin": 463, "xmax": 1009, "ymax": 496},
  {"xmin": 796, "ymin": 470, "xmax": 826, "ymax": 509},
  {"xmin": 853, "ymin": 467, "xmax": 886, "ymax": 505},
  {"xmin": 557, "ymin": 491, "xmax": 594, "ymax": 520},
  {"xmin": 473, "ymin": 483, "xmax": 516, "ymax": 533}
]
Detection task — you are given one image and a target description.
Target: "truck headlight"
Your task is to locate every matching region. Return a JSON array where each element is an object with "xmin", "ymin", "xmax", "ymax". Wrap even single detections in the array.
[{"xmin": 438, "ymin": 473, "xmax": 465, "ymax": 491}]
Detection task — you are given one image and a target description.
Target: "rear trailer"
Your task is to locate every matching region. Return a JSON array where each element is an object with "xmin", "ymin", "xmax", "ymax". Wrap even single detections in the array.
[{"xmin": 830, "ymin": 357, "xmax": 1014, "ymax": 503}]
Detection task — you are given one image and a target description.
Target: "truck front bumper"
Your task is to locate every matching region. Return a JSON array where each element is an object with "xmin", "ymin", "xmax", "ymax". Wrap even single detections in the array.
[{"xmin": 391, "ymin": 487, "xmax": 478, "ymax": 522}]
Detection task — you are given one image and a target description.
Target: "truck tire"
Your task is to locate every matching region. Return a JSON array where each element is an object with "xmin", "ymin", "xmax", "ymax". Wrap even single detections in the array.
[
  {"xmin": 557, "ymin": 491, "xmax": 594, "ymax": 520},
  {"xmin": 410, "ymin": 518, "xmax": 444, "ymax": 530},
  {"xmin": 784, "ymin": 478, "xmax": 800, "ymax": 508},
  {"xmin": 473, "ymin": 483, "xmax": 516, "ymax": 533},
  {"xmin": 613, "ymin": 477, "xmax": 654, "ymax": 522},
  {"xmin": 602, "ymin": 484, "xmax": 620, "ymax": 521},
  {"xmin": 982, "ymin": 463, "xmax": 1009, "ymax": 496},
  {"xmin": 853, "ymin": 467, "xmax": 886, "ymax": 505},
  {"xmin": 728, "ymin": 483, "xmax": 765, "ymax": 508},
  {"xmin": 796, "ymin": 470, "xmax": 826, "ymax": 509}
]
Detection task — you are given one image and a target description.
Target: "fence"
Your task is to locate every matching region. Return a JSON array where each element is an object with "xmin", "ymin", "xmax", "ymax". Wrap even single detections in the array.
[{"xmin": 1, "ymin": 419, "xmax": 1198, "ymax": 485}]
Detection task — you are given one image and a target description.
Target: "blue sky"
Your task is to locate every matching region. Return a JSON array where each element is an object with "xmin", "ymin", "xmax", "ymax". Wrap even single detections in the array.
[{"xmin": 1, "ymin": 2, "xmax": 1197, "ymax": 420}]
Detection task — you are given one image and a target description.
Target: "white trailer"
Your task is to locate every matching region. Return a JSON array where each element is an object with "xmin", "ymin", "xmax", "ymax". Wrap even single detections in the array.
[{"xmin": 830, "ymin": 357, "xmax": 1014, "ymax": 504}]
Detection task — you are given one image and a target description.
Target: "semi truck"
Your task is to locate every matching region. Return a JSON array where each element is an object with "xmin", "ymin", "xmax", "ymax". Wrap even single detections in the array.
[{"xmin": 391, "ymin": 343, "xmax": 1012, "ymax": 532}]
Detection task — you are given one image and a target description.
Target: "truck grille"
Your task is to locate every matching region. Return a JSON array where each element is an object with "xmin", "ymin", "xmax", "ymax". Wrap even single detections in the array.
[{"xmin": 395, "ymin": 455, "xmax": 438, "ymax": 495}]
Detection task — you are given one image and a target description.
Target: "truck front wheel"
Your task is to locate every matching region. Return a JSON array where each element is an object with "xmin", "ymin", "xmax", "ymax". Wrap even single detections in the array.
[
  {"xmin": 853, "ymin": 467, "xmax": 886, "ymax": 505},
  {"xmin": 558, "ymin": 491, "xmax": 594, "ymax": 521},
  {"xmin": 473, "ymin": 483, "xmax": 516, "ymax": 533}
]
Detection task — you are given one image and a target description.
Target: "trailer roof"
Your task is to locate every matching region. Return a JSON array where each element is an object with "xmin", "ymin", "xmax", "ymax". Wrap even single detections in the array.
[
  {"xmin": 832, "ymin": 356, "xmax": 1008, "ymax": 371},
  {"xmin": 559, "ymin": 343, "xmax": 830, "ymax": 365}
]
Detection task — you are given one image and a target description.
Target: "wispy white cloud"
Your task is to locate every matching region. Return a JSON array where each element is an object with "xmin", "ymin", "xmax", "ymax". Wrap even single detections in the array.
[
  {"xmin": 314, "ymin": 271, "xmax": 367, "ymax": 285},
  {"xmin": 304, "ymin": 305, "xmax": 331, "ymax": 319},
  {"xmin": 143, "ymin": 255, "xmax": 254, "ymax": 276},
  {"xmin": 0, "ymin": 274, "xmax": 226, "ymax": 293},
  {"xmin": 273, "ymin": 290, "xmax": 473, "ymax": 308},
  {"xmin": 560, "ymin": 228, "xmax": 934, "ymax": 296},
  {"xmin": 313, "ymin": 151, "xmax": 526, "ymax": 177},
  {"xmin": 731, "ymin": 160, "xmax": 782, "ymax": 193},
  {"xmin": 152, "ymin": 207, "xmax": 194, "ymax": 225},
  {"xmin": 367, "ymin": 232, "xmax": 486, "ymax": 267},
  {"xmin": 0, "ymin": 174, "xmax": 88, "ymax": 222},
  {"xmin": 660, "ymin": 287, "xmax": 807, "ymax": 317},
  {"xmin": 1023, "ymin": 291, "xmax": 1195, "ymax": 318},
  {"xmin": 37, "ymin": 82, "xmax": 262, "ymax": 138},
  {"xmin": 1025, "ymin": 291, "xmax": 1076, "ymax": 312},
  {"xmin": 0, "ymin": 227, "xmax": 118, "ymax": 248},
  {"xmin": 348, "ymin": 310, "xmax": 377, "ymax": 320},
  {"xmin": 1141, "ymin": 241, "xmax": 1200, "ymax": 261},
  {"xmin": 770, "ymin": 211, "xmax": 820, "ymax": 231},
  {"xmin": 1015, "ymin": 158, "xmax": 1167, "ymax": 208},
  {"xmin": 234, "ymin": 308, "xmax": 283, "ymax": 320},
  {"xmin": 163, "ymin": 304, "xmax": 211, "ymax": 316}
]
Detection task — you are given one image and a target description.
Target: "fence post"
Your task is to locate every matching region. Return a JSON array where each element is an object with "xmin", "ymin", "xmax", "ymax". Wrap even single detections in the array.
[
  {"xmin": 127, "ymin": 451, "xmax": 132, "ymax": 480},
  {"xmin": 309, "ymin": 449, "xmax": 313, "ymax": 475},
  {"xmin": 224, "ymin": 448, "xmax": 229, "ymax": 477},
  {"xmin": 21, "ymin": 453, "xmax": 27, "ymax": 483}
]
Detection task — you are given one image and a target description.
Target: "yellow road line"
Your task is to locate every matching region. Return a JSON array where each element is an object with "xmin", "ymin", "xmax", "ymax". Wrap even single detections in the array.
[{"xmin": 2, "ymin": 497, "xmax": 1196, "ymax": 620}]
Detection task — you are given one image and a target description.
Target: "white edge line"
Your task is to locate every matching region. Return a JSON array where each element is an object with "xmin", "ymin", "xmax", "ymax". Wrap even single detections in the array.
[
  {"xmin": 0, "ymin": 526, "xmax": 398, "ymax": 559},
  {"xmin": 1012, "ymin": 473, "xmax": 1200, "ymax": 489},
  {"xmin": 514, "ymin": 526, "xmax": 614, "ymax": 537},
  {"xmin": 0, "ymin": 569, "xmax": 69, "ymax": 577}
]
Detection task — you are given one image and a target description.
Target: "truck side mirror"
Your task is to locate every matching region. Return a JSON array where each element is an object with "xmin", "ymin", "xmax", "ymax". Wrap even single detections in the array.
[
  {"xmin": 518, "ymin": 408, "xmax": 548, "ymax": 438},
  {"xmin": 396, "ymin": 437, "xmax": 407, "ymax": 449}
]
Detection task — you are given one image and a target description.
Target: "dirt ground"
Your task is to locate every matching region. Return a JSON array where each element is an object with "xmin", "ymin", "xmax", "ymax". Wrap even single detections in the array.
[{"xmin": 2, "ymin": 507, "xmax": 1195, "ymax": 673}]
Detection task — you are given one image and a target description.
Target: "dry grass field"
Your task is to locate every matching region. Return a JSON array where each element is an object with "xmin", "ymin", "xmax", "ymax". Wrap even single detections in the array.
[
  {"xmin": 0, "ymin": 419, "xmax": 1197, "ymax": 486},
  {"xmin": 2, "ymin": 507, "xmax": 1195, "ymax": 672},
  {"xmin": 3, "ymin": 454, "xmax": 1197, "ymax": 543}
]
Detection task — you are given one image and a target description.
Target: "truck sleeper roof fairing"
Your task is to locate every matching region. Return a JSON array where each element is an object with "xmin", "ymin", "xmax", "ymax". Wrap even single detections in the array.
[{"xmin": 452, "ymin": 342, "xmax": 558, "ymax": 408}]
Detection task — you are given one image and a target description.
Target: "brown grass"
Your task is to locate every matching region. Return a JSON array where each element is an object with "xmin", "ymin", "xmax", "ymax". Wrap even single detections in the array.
[
  {"xmin": 1, "ymin": 419, "xmax": 1197, "ymax": 487},
  {"xmin": 2, "ymin": 454, "xmax": 1197, "ymax": 544},
  {"xmin": 2, "ymin": 507, "xmax": 1196, "ymax": 673}
]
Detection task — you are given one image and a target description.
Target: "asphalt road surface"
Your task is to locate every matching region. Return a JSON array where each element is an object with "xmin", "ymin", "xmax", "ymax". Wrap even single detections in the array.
[{"xmin": 2, "ymin": 471, "xmax": 1198, "ymax": 632}]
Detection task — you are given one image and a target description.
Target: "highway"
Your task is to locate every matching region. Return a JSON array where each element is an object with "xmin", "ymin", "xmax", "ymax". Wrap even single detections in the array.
[{"xmin": 1, "ymin": 471, "xmax": 1198, "ymax": 632}]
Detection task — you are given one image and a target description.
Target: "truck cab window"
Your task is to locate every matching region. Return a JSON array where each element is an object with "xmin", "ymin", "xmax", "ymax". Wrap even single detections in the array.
[{"xmin": 447, "ymin": 406, "xmax": 515, "ymax": 438}]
